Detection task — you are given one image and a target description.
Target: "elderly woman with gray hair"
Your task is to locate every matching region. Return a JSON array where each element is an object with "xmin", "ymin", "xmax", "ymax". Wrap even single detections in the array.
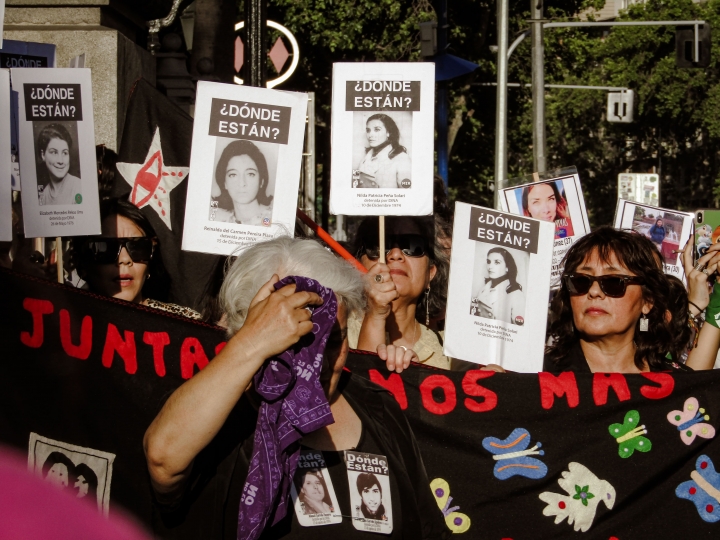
[{"xmin": 144, "ymin": 237, "xmax": 449, "ymax": 539}]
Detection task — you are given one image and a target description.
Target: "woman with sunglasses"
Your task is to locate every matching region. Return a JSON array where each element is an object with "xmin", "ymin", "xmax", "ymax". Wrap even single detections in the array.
[
  {"xmin": 350, "ymin": 216, "xmax": 451, "ymax": 370},
  {"xmin": 544, "ymin": 227, "xmax": 692, "ymax": 373},
  {"xmin": 73, "ymin": 198, "xmax": 200, "ymax": 319}
]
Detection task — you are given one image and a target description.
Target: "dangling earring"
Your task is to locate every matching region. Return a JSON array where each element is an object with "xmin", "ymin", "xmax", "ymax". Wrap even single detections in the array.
[
  {"xmin": 424, "ymin": 286, "xmax": 431, "ymax": 326},
  {"xmin": 639, "ymin": 313, "xmax": 649, "ymax": 332}
]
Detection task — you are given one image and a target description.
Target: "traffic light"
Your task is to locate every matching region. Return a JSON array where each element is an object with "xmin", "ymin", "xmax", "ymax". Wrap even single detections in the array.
[{"xmin": 676, "ymin": 23, "xmax": 711, "ymax": 68}]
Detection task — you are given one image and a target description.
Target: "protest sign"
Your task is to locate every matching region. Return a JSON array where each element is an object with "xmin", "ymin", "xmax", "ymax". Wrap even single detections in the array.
[
  {"xmin": 444, "ymin": 202, "xmax": 554, "ymax": 372},
  {"xmin": 499, "ymin": 168, "xmax": 590, "ymax": 288},
  {"xmin": 1, "ymin": 39, "xmax": 56, "ymax": 191},
  {"xmin": 329, "ymin": 63, "xmax": 434, "ymax": 216},
  {"xmin": 182, "ymin": 81, "xmax": 308, "ymax": 256},
  {"xmin": 613, "ymin": 199, "xmax": 693, "ymax": 279},
  {"xmin": 0, "ymin": 1, "xmax": 4, "ymax": 49},
  {"xmin": 12, "ymin": 68, "xmax": 100, "ymax": 237},
  {"xmin": 0, "ymin": 69, "xmax": 11, "ymax": 241}
]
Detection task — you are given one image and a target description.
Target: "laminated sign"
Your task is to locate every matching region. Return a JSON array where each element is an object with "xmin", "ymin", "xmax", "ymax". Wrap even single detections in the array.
[
  {"xmin": 329, "ymin": 63, "xmax": 435, "ymax": 216},
  {"xmin": 12, "ymin": 68, "xmax": 100, "ymax": 237},
  {"xmin": 0, "ymin": 69, "xmax": 11, "ymax": 241},
  {"xmin": 444, "ymin": 202, "xmax": 555, "ymax": 372},
  {"xmin": 614, "ymin": 199, "xmax": 693, "ymax": 281},
  {"xmin": 499, "ymin": 170, "xmax": 590, "ymax": 288},
  {"xmin": 182, "ymin": 81, "xmax": 308, "ymax": 256}
]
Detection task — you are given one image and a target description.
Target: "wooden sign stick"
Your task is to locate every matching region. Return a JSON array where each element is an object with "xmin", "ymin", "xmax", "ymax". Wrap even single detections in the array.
[
  {"xmin": 55, "ymin": 237, "xmax": 63, "ymax": 284},
  {"xmin": 379, "ymin": 216, "xmax": 386, "ymax": 264}
]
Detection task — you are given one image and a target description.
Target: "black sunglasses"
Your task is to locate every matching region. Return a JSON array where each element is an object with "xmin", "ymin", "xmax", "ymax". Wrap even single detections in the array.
[
  {"xmin": 563, "ymin": 273, "xmax": 644, "ymax": 298},
  {"xmin": 359, "ymin": 234, "xmax": 429, "ymax": 260},
  {"xmin": 82, "ymin": 237, "xmax": 155, "ymax": 264}
]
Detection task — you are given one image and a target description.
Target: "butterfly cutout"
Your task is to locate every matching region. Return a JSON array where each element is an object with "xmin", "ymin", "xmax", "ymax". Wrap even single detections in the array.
[
  {"xmin": 667, "ymin": 397, "xmax": 716, "ymax": 445},
  {"xmin": 608, "ymin": 410, "xmax": 652, "ymax": 458},
  {"xmin": 482, "ymin": 427, "xmax": 547, "ymax": 480},
  {"xmin": 676, "ymin": 454, "xmax": 720, "ymax": 523},
  {"xmin": 430, "ymin": 478, "xmax": 471, "ymax": 533}
]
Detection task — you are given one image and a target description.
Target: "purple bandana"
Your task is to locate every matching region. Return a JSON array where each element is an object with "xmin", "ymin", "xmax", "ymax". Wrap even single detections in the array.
[{"xmin": 237, "ymin": 276, "xmax": 338, "ymax": 540}]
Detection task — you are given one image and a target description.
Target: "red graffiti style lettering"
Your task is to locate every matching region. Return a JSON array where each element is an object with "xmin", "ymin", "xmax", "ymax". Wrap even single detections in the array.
[
  {"xmin": 20, "ymin": 298, "xmax": 54, "ymax": 348},
  {"xmin": 180, "ymin": 337, "xmax": 209, "ymax": 379},
  {"xmin": 592, "ymin": 373, "xmax": 631, "ymax": 406},
  {"xmin": 215, "ymin": 341, "xmax": 227, "ymax": 356},
  {"xmin": 639, "ymin": 372, "xmax": 675, "ymax": 399},
  {"xmin": 143, "ymin": 332, "xmax": 171, "ymax": 377},
  {"xmin": 462, "ymin": 370, "xmax": 498, "ymax": 413},
  {"xmin": 419, "ymin": 375, "xmax": 457, "ymax": 415},
  {"xmin": 539, "ymin": 372, "xmax": 580, "ymax": 409},
  {"xmin": 102, "ymin": 324, "xmax": 137, "ymax": 374},
  {"xmin": 368, "ymin": 369, "xmax": 408, "ymax": 410},
  {"xmin": 59, "ymin": 309, "xmax": 92, "ymax": 360}
]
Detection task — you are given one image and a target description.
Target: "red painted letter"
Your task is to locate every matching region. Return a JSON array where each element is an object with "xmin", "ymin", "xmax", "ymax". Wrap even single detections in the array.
[
  {"xmin": 462, "ymin": 370, "xmax": 498, "ymax": 412},
  {"xmin": 592, "ymin": 373, "xmax": 631, "ymax": 406},
  {"xmin": 539, "ymin": 372, "xmax": 579, "ymax": 409},
  {"xmin": 20, "ymin": 298, "xmax": 54, "ymax": 348},
  {"xmin": 639, "ymin": 372, "xmax": 674, "ymax": 399},
  {"xmin": 102, "ymin": 324, "xmax": 137, "ymax": 374},
  {"xmin": 419, "ymin": 375, "xmax": 457, "ymax": 415},
  {"xmin": 143, "ymin": 332, "xmax": 171, "ymax": 377},
  {"xmin": 368, "ymin": 369, "xmax": 408, "ymax": 410},
  {"xmin": 215, "ymin": 341, "xmax": 227, "ymax": 356},
  {"xmin": 59, "ymin": 309, "xmax": 92, "ymax": 360},
  {"xmin": 181, "ymin": 337, "xmax": 209, "ymax": 379}
]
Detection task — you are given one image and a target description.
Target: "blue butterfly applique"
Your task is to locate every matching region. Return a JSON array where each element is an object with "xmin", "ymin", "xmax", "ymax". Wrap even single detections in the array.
[
  {"xmin": 676, "ymin": 454, "xmax": 720, "ymax": 523},
  {"xmin": 482, "ymin": 427, "xmax": 548, "ymax": 480}
]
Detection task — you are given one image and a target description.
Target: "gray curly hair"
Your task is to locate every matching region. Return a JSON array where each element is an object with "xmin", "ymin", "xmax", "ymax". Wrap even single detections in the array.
[{"xmin": 220, "ymin": 236, "xmax": 366, "ymax": 336}]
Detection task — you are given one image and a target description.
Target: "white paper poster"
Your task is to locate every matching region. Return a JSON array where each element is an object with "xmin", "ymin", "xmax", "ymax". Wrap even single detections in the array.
[
  {"xmin": 12, "ymin": 68, "xmax": 100, "ymax": 237},
  {"xmin": 345, "ymin": 450, "xmax": 393, "ymax": 534},
  {"xmin": 444, "ymin": 202, "xmax": 554, "ymax": 372},
  {"xmin": 0, "ymin": 69, "xmax": 11, "ymax": 241},
  {"xmin": 499, "ymin": 170, "xmax": 590, "ymax": 288},
  {"xmin": 613, "ymin": 199, "xmax": 693, "ymax": 280},
  {"xmin": 329, "ymin": 63, "xmax": 434, "ymax": 216},
  {"xmin": 182, "ymin": 81, "xmax": 308, "ymax": 256},
  {"xmin": 0, "ymin": 0, "xmax": 5, "ymax": 49},
  {"xmin": 290, "ymin": 449, "xmax": 342, "ymax": 527}
]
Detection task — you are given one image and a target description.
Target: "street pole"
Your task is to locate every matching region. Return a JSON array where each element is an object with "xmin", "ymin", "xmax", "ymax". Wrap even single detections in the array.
[
  {"xmin": 531, "ymin": 0, "xmax": 546, "ymax": 173},
  {"xmin": 437, "ymin": 0, "xmax": 449, "ymax": 188},
  {"xmin": 494, "ymin": 0, "xmax": 509, "ymax": 209},
  {"xmin": 244, "ymin": 0, "xmax": 266, "ymax": 87}
]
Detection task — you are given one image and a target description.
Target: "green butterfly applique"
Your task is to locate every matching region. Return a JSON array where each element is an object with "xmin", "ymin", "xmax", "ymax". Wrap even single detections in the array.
[{"xmin": 608, "ymin": 410, "xmax": 652, "ymax": 458}]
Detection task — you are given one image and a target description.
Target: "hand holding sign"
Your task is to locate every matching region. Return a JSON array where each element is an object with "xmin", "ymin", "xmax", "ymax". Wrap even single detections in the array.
[{"xmin": 364, "ymin": 262, "xmax": 400, "ymax": 320}]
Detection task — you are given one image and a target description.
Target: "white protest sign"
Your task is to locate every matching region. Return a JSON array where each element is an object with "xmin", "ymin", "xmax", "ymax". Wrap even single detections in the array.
[
  {"xmin": 618, "ymin": 172, "xmax": 659, "ymax": 205},
  {"xmin": 444, "ymin": 202, "xmax": 554, "ymax": 372},
  {"xmin": 329, "ymin": 63, "xmax": 434, "ymax": 216},
  {"xmin": 0, "ymin": 0, "xmax": 5, "ymax": 49},
  {"xmin": 12, "ymin": 68, "xmax": 100, "ymax": 237},
  {"xmin": 613, "ymin": 199, "xmax": 693, "ymax": 280},
  {"xmin": 499, "ymin": 170, "xmax": 590, "ymax": 288},
  {"xmin": 182, "ymin": 81, "xmax": 308, "ymax": 256},
  {"xmin": 0, "ymin": 69, "xmax": 11, "ymax": 241}
]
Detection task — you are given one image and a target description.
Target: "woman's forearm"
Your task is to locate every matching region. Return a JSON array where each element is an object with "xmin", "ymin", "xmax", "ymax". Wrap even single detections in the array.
[
  {"xmin": 357, "ymin": 314, "xmax": 387, "ymax": 352},
  {"xmin": 686, "ymin": 322, "xmax": 720, "ymax": 370}
]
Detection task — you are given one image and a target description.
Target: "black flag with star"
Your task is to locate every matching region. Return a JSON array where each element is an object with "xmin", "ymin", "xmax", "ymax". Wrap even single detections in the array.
[{"xmin": 113, "ymin": 79, "xmax": 222, "ymax": 314}]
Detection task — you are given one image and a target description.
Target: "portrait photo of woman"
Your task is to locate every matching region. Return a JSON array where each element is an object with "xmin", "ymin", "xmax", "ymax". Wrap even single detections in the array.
[
  {"xmin": 354, "ymin": 472, "xmax": 388, "ymax": 521},
  {"xmin": 519, "ymin": 181, "xmax": 574, "ymax": 238},
  {"xmin": 470, "ymin": 245, "xmax": 527, "ymax": 325},
  {"xmin": 209, "ymin": 139, "xmax": 274, "ymax": 226},
  {"xmin": 352, "ymin": 113, "xmax": 412, "ymax": 189},
  {"xmin": 294, "ymin": 468, "xmax": 335, "ymax": 516},
  {"xmin": 35, "ymin": 122, "xmax": 82, "ymax": 206},
  {"xmin": 41, "ymin": 451, "xmax": 76, "ymax": 489}
]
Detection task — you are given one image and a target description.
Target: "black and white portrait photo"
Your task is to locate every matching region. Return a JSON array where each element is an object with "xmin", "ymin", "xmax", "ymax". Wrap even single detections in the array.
[
  {"xmin": 290, "ymin": 449, "xmax": 342, "ymax": 526},
  {"xmin": 33, "ymin": 121, "xmax": 82, "ymax": 206},
  {"xmin": 208, "ymin": 137, "xmax": 278, "ymax": 226},
  {"xmin": 351, "ymin": 111, "xmax": 412, "ymax": 189},
  {"xmin": 28, "ymin": 432, "xmax": 115, "ymax": 515},
  {"xmin": 470, "ymin": 243, "xmax": 528, "ymax": 326}
]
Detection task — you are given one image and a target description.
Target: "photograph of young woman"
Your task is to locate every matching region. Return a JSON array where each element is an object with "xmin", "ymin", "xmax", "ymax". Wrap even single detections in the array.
[
  {"xmin": 471, "ymin": 246, "xmax": 526, "ymax": 325},
  {"xmin": 35, "ymin": 123, "xmax": 82, "ymax": 206},
  {"xmin": 353, "ymin": 113, "xmax": 411, "ymax": 189},
  {"xmin": 210, "ymin": 139, "xmax": 273, "ymax": 225},
  {"xmin": 294, "ymin": 468, "xmax": 335, "ymax": 516},
  {"xmin": 520, "ymin": 181, "xmax": 574, "ymax": 238}
]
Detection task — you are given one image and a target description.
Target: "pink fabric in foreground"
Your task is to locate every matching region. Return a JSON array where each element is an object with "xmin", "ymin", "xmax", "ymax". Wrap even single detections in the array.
[{"xmin": 0, "ymin": 448, "xmax": 151, "ymax": 540}]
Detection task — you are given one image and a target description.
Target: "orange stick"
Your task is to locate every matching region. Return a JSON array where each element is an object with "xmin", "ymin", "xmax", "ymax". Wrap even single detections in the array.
[{"xmin": 296, "ymin": 209, "xmax": 367, "ymax": 273}]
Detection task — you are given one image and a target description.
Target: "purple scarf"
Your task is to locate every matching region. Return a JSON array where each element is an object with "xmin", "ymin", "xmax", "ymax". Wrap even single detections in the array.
[{"xmin": 237, "ymin": 276, "xmax": 337, "ymax": 540}]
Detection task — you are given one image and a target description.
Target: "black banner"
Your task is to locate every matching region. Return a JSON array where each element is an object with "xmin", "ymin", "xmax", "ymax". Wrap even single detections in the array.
[
  {"xmin": 208, "ymin": 98, "xmax": 292, "ymax": 144},
  {"xmin": 2, "ymin": 269, "xmax": 720, "ymax": 538},
  {"xmin": 345, "ymin": 80, "xmax": 421, "ymax": 111},
  {"xmin": 23, "ymin": 84, "xmax": 83, "ymax": 121},
  {"xmin": 469, "ymin": 206, "xmax": 540, "ymax": 254}
]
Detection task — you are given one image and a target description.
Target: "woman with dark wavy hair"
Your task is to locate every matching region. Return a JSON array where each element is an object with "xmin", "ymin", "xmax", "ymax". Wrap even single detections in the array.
[
  {"xmin": 36, "ymin": 123, "xmax": 82, "ymax": 206},
  {"xmin": 354, "ymin": 113, "xmax": 411, "ymax": 189},
  {"xmin": 544, "ymin": 227, "xmax": 692, "ymax": 373},
  {"xmin": 472, "ymin": 247, "xmax": 525, "ymax": 325}
]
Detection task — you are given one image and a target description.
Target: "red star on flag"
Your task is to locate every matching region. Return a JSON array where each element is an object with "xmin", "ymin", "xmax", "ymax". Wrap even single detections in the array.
[{"xmin": 116, "ymin": 128, "xmax": 188, "ymax": 230}]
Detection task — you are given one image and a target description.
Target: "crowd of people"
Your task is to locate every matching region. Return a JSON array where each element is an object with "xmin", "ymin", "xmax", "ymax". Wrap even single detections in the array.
[{"xmin": 4, "ymin": 147, "xmax": 720, "ymax": 539}]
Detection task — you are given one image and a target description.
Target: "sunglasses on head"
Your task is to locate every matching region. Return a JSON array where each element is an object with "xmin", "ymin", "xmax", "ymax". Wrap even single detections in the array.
[
  {"xmin": 359, "ymin": 234, "xmax": 429, "ymax": 260},
  {"xmin": 82, "ymin": 237, "xmax": 155, "ymax": 264},
  {"xmin": 563, "ymin": 273, "xmax": 644, "ymax": 298}
]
